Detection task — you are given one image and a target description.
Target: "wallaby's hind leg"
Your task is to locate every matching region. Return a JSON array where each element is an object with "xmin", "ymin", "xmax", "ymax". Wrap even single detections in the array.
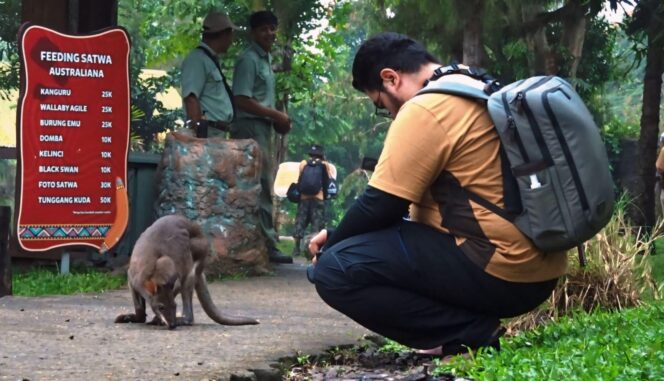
[
  {"xmin": 177, "ymin": 269, "xmax": 196, "ymax": 326},
  {"xmin": 115, "ymin": 286, "xmax": 147, "ymax": 324}
]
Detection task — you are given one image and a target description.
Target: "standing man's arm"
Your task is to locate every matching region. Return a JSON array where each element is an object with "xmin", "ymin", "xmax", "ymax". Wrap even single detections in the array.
[
  {"xmin": 234, "ymin": 96, "xmax": 290, "ymax": 126},
  {"xmin": 181, "ymin": 53, "xmax": 207, "ymax": 122},
  {"xmin": 183, "ymin": 95, "xmax": 204, "ymax": 121},
  {"xmin": 232, "ymin": 54, "xmax": 290, "ymax": 129}
]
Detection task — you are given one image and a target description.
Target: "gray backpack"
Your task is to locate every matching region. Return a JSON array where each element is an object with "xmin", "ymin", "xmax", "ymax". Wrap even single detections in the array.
[{"xmin": 418, "ymin": 66, "xmax": 615, "ymax": 264}]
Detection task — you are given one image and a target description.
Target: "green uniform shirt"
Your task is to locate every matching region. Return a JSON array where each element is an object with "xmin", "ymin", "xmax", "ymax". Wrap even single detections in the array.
[
  {"xmin": 180, "ymin": 42, "xmax": 234, "ymax": 123},
  {"xmin": 232, "ymin": 41, "xmax": 275, "ymax": 121}
]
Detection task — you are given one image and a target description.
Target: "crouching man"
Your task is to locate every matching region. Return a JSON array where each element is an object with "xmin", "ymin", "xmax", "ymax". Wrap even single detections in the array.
[{"xmin": 307, "ymin": 32, "xmax": 566, "ymax": 358}]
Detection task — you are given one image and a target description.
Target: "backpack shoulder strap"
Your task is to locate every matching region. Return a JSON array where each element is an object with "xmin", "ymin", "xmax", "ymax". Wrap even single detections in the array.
[
  {"xmin": 417, "ymin": 81, "xmax": 490, "ymax": 101},
  {"xmin": 196, "ymin": 46, "xmax": 236, "ymax": 120},
  {"xmin": 320, "ymin": 160, "xmax": 330, "ymax": 198},
  {"xmin": 417, "ymin": 68, "xmax": 519, "ymax": 224},
  {"xmin": 417, "ymin": 64, "xmax": 503, "ymax": 100}
]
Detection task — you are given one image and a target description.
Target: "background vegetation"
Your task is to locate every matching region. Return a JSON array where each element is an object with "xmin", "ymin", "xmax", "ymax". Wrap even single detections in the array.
[
  {"xmin": 1, "ymin": 0, "xmax": 663, "ymax": 227},
  {"xmin": 12, "ymin": 267, "xmax": 126, "ymax": 296}
]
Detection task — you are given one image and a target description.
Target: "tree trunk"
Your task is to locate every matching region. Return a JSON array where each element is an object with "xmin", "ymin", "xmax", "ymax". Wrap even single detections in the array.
[
  {"xmin": 521, "ymin": 2, "xmax": 550, "ymax": 75},
  {"xmin": 560, "ymin": 0, "xmax": 588, "ymax": 80},
  {"xmin": 634, "ymin": 16, "xmax": 664, "ymax": 229},
  {"xmin": 460, "ymin": 0, "xmax": 484, "ymax": 66}
]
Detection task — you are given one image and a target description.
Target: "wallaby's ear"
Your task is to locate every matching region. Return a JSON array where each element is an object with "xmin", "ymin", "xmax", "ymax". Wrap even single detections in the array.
[
  {"xmin": 143, "ymin": 279, "xmax": 157, "ymax": 295},
  {"xmin": 153, "ymin": 256, "xmax": 177, "ymax": 288}
]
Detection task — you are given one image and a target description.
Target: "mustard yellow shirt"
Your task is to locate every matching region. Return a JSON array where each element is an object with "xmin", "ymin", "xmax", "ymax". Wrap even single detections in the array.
[{"xmin": 369, "ymin": 76, "xmax": 567, "ymax": 283}]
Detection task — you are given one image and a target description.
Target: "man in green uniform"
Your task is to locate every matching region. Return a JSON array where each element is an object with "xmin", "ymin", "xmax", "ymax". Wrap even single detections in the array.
[
  {"xmin": 181, "ymin": 11, "xmax": 238, "ymax": 138},
  {"xmin": 231, "ymin": 10, "xmax": 292, "ymax": 263}
]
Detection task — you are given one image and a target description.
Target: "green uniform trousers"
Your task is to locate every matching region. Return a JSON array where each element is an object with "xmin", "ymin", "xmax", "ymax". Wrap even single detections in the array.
[{"xmin": 230, "ymin": 118, "xmax": 277, "ymax": 248}]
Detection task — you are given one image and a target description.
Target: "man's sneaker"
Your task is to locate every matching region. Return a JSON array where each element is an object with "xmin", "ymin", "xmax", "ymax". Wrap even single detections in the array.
[{"xmin": 268, "ymin": 249, "xmax": 293, "ymax": 264}]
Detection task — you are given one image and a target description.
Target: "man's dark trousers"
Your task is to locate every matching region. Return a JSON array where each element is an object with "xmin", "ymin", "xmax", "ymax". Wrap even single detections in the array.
[{"xmin": 310, "ymin": 220, "xmax": 557, "ymax": 350}]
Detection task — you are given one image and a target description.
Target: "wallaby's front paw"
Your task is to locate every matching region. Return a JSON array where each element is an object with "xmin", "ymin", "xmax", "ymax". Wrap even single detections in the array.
[
  {"xmin": 115, "ymin": 313, "xmax": 146, "ymax": 324},
  {"xmin": 147, "ymin": 316, "xmax": 165, "ymax": 326}
]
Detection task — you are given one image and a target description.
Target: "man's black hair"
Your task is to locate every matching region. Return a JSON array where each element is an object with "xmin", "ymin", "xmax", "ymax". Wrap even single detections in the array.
[
  {"xmin": 352, "ymin": 32, "xmax": 439, "ymax": 92},
  {"xmin": 249, "ymin": 10, "xmax": 278, "ymax": 29}
]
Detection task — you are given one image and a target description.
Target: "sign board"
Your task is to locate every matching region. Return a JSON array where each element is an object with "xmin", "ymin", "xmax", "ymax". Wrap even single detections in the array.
[
  {"xmin": 273, "ymin": 161, "xmax": 337, "ymax": 198},
  {"xmin": 15, "ymin": 24, "xmax": 130, "ymax": 252}
]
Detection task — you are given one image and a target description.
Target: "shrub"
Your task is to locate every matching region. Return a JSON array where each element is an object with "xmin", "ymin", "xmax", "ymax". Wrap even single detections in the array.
[
  {"xmin": 509, "ymin": 198, "xmax": 662, "ymax": 332},
  {"xmin": 601, "ymin": 118, "xmax": 640, "ymax": 163}
]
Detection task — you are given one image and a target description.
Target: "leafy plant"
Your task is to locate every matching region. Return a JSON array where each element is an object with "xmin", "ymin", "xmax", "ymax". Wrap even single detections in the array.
[
  {"xmin": 328, "ymin": 168, "xmax": 372, "ymax": 225},
  {"xmin": 436, "ymin": 301, "xmax": 664, "ymax": 380},
  {"xmin": 601, "ymin": 117, "xmax": 641, "ymax": 161},
  {"xmin": 378, "ymin": 339, "xmax": 408, "ymax": 354},
  {"xmin": 509, "ymin": 196, "xmax": 663, "ymax": 332},
  {"xmin": 127, "ymin": 71, "xmax": 183, "ymax": 152},
  {"xmin": 296, "ymin": 353, "xmax": 311, "ymax": 366}
]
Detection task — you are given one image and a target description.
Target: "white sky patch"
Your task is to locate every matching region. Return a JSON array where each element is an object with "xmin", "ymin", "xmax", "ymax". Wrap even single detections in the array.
[
  {"xmin": 299, "ymin": 1, "xmax": 338, "ymax": 54},
  {"xmin": 600, "ymin": 2, "xmax": 635, "ymax": 24}
]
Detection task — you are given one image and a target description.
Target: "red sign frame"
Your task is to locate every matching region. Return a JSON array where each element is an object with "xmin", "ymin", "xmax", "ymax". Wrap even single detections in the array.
[{"xmin": 16, "ymin": 24, "xmax": 131, "ymax": 252}]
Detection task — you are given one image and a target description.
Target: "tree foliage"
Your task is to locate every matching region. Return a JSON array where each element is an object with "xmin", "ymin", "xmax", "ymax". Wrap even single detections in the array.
[
  {"xmin": 0, "ymin": 0, "xmax": 21, "ymax": 100},
  {"xmin": 0, "ymin": 0, "xmax": 659, "ymax": 226}
]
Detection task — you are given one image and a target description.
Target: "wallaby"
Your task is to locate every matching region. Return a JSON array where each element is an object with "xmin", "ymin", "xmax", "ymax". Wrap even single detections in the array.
[{"xmin": 115, "ymin": 214, "xmax": 259, "ymax": 329}]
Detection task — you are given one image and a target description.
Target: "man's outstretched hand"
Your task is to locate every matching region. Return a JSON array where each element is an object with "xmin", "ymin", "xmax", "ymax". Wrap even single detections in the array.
[{"xmin": 308, "ymin": 229, "xmax": 328, "ymax": 265}]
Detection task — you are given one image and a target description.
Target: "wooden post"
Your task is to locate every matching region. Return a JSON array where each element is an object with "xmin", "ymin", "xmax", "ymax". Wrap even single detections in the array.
[
  {"xmin": 0, "ymin": 206, "xmax": 12, "ymax": 296},
  {"xmin": 21, "ymin": 0, "xmax": 117, "ymax": 34}
]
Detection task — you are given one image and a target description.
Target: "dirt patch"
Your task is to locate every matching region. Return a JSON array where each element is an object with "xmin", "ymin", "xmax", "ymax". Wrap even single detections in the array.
[{"xmin": 276, "ymin": 336, "xmax": 472, "ymax": 381}]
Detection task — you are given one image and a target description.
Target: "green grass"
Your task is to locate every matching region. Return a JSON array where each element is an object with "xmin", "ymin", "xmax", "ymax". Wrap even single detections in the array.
[
  {"xmin": 435, "ymin": 301, "xmax": 664, "ymax": 380},
  {"xmin": 651, "ymin": 254, "xmax": 664, "ymax": 286},
  {"xmin": 12, "ymin": 267, "xmax": 126, "ymax": 296},
  {"xmin": 651, "ymin": 238, "xmax": 664, "ymax": 284},
  {"xmin": 276, "ymin": 238, "xmax": 295, "ymax": 257}
]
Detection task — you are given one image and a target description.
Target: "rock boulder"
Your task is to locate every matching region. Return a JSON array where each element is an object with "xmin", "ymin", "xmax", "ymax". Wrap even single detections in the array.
[{"xmin": 155, "ymin": 132, "xmax": 270, "ymax": 276}]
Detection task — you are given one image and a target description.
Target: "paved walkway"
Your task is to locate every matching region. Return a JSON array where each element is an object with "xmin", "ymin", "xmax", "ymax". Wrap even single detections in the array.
[{"xmin": 0, "ymin": 260, "xmax": 370, "ymax": 380}]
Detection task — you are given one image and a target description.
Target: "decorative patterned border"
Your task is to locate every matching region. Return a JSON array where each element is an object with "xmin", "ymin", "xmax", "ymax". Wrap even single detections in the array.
[{"xmin": 18, "ymin": 225, "xmax": 111, "ymax": 240}]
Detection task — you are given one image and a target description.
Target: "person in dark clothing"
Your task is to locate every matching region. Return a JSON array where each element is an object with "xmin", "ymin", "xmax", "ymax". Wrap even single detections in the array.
[
  {"xmin": 292, "ymin": 144, "xmax": 332, "ymax": 257},
  {"xmin": 306, "ymin": 32, "xmax": 565, "ymax": 358}
]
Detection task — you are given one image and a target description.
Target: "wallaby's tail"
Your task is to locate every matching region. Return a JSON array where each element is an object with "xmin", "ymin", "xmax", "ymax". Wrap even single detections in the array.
[
  {"xmin": 195, "ymin": 272, "xmax": 259, "ymax": 326},
  {"xmin": 183, "ymin": 218, "xmax": 204, "ymax": 239}
]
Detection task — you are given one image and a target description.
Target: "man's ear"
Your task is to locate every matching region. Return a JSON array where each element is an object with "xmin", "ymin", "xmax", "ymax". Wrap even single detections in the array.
[{"xmin": 378, "ymin": 68, "xmax": 399, "ymax": 89}]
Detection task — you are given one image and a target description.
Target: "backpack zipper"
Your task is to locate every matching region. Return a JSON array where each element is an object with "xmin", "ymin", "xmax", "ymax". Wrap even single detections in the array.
[
  {"xmin": 542, "ymin": 87, "xmax": 590, "ymax": 211},
  {"xmin": 501, "ymin": 92, "xmax": 530, "ymax": 162},
  {"xmin": 502, "ymin": 76, "xmax": 553, "ymax": 166},
  {"xmin": 520, "ymin": 76, "xmax": 553, "ymax": 94},
  {"xmin": 517, "ymin": 77, "xmax": 555, "ymax": 167}
]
